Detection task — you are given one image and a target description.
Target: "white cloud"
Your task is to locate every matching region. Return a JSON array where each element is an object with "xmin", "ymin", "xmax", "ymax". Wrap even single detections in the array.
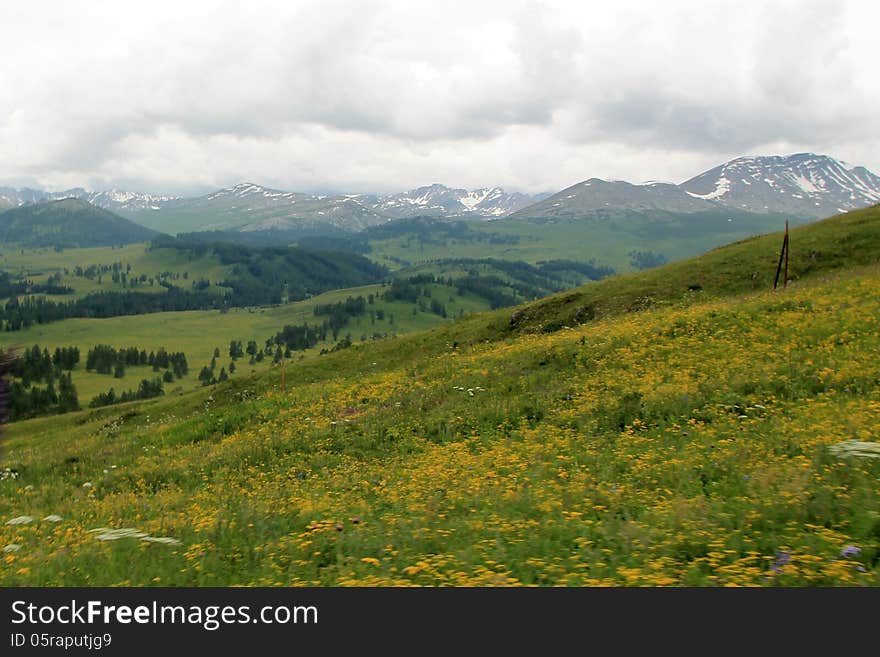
[{"xmin": 1, "ymin": 0, "xmax": 878, "ymax": 194}]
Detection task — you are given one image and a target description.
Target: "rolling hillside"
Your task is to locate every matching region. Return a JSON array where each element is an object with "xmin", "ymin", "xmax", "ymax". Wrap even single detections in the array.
[
  {"xmin": 1, "ymin": 205, "xmax": 878, "ymax": 587},
  {"xmin": 0, "ymin": 199, "xmax": 158, "ymax": 248},
  {"xmin": 360, "ymin": 210, "xmax": 802, "ymax": 273},
  {"xmin": 0, "ymin": 248, "xmax": 608, "ymax": 407},
  {"xmin": 501, "ymin": 204, "xmax": 880, "ymax": 334}
]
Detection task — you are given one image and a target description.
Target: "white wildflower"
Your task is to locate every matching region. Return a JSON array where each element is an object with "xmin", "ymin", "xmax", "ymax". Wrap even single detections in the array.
[
  {"xmin": 43, "ymin": 515, "xmax": 63, "ymax": 523},
  {"xmin": 3, "ymin": 544, "xmax": 21, "ymax": 553},
  {"xmin": 0, "ymin": 468, "xmax": 18, "ymax": 481},
  {"xmin": 5, "ymin": 516, "xmax": 34, "ymax": 525},
  {"xmin": 91, "ymin": 528, "xmax": 148, "ymax": 541},
  {"xmin": 82, "ymin": 482, "xmax": 93, "ymax": 488},
  {"xmin": 828, "ymin": 440, "xmax": 880, "ymax": 459},
  {"xmin": 141, "ymin": 536, "xmax": 182, "ymax": 545},
  {"xmin": 89, "ymin": 527, "xmax": 180, "ymax": 546}
]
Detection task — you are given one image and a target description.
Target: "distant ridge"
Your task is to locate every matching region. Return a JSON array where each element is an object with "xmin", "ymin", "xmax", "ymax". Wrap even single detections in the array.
[
  {"xmin": 0, "ymin": 198, "xmax": 158, "ymax": 247},
  {"xmin": 0, "ymin": 186, "xmax": 178, "ymax": 213}
]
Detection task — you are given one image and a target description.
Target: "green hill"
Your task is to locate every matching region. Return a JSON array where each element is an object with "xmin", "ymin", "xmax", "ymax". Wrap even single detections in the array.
[
  {"xmin": 1, "ymin": 205, "xmax": 878, "ymax": 587},
  {"xmin": 501, "ymin": 204, "xmax": 880, "ymax": 335},
  {"xmin": 360, "ymin": 209, "xmax": 805, "ymax": 273},
  {"xmin": 0, "ymin": 199, "xmax": 159, "ymax": 248}
]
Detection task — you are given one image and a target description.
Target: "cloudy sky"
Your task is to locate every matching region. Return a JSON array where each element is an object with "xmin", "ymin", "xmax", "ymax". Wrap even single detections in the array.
[{"xmin": 2, "ymin": 0, "xmax": 878, "ymax": 195}]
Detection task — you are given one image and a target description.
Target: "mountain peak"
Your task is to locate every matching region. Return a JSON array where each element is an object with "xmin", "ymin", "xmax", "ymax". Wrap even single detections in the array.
[
  {"xmin": 682, "ymin": 152, "xmax": 880, "ymax": 216},
  {"xmin": 373, "ymin": 184, "xmax": 544, "ymax": 219}
]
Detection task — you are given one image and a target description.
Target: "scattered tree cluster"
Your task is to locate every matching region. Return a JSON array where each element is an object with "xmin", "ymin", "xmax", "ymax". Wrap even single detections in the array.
[
  {"xmin": 85, "ymin": 345, "xmax": 188, "ymax": 379},
  {"xmin": 314, "ymin": 296, "xmax": 369, "ymax": 336},
  {"xmin": 10, "ymin": 344, "xmax": 79, "ymax": 383},
  {"xmin": 0, "ymin": 271, "xmax": 73, "ymax": 297},
  {"xmin": 629, "ymin": 250, "xmax": 668, "ymax": 271},
  {"xmin": 88, "ymin": 378, "xmax": 164, "ymax": 408},
  {"xmin": 3, "ymin": 345, "xmax": 80, "ymax": 420}
]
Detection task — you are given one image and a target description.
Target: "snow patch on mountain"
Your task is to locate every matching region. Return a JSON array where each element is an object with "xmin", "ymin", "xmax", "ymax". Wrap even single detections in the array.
[
  {"xmin": 686, "ymin": 176, "xmax": 731, "ymax": 200},
  {"xmin": 374, "ymin": 184, "xmax": 543, "ymax": 219}
]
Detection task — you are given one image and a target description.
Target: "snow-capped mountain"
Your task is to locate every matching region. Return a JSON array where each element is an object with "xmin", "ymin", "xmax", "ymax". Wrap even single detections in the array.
[
  {"xmin": 82, "ymin": 189, "xmax": 180, "ymax": 212},
  {"xmin": 374, "ymin": 184, "xmax": 547, "ymax": 219},
  {"xmin": 120, "ymin": 183, "xmax": 548, "ymax": 233},
  {"xmin": 0, "ymin": 187, "xmax": 54, "ymax": 209},
  {"xmin": 508, "ymin": 153, "xmax": 880, "ymax": 223},
  {"xmin": 680, "ymin": 153, "xmax": 880, "ymax": 217},
  {"xmin": 4, "ymin": 154, "xmax": 877, "ymax": 235},
  {"xmin": 0, "ymin": 186, "xmax": 179, "ymax": 213},
  {"xmin": 1, "ymin": 182, "xmax": 542, "ymax": 234},
  {"xmin": 122, "ymin": 183, "xmax": 392, "ymax": 234},
  {"xmin": 508, "ymin": 179, "xmax": 714, "ymax": 221},
  {"xmin": 201, "ymin": 182, "xmax": 312, "ymax": 205}
]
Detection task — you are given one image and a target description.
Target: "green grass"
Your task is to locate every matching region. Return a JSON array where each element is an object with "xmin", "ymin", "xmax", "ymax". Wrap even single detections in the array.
[
  {"xmin": 365, "ymin": 210, "xmax": 803, "ymax": 272},
  {"xmin": 0, "ymin": 243, "xmax": 232, "ymax": 300},
  {"xmin": 499, "ymin": 204, "xmax": 880, "ymax": 334},
  {"xmin": 0, "ymin": 282, "xmax": 493, "ymax": 402},
  {"xmin": 1, "ymin": 205, "xmax": 878, "ymax": 586}
]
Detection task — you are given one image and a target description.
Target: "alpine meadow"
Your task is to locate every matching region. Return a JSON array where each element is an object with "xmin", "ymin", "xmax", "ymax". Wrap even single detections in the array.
[
  {"xmin": 2, "ymin": 205, "xmax": 879, "ymax": 586},
  {"xmin": 3, "ymin": 1, "xmax": 880, "ymax": 597}
]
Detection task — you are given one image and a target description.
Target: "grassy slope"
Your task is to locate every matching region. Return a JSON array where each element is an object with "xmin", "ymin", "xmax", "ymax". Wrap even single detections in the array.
[
  {"xmin": 365, "ymin": 209, "xmax": 801, "ymax": 272},
  {"xmin": 1, "ymin": 206, "xmax": 878, "ymax": 586},
  {"xmin": 502, "ymin": 204, "xmax": 880, "ymax": 334}
]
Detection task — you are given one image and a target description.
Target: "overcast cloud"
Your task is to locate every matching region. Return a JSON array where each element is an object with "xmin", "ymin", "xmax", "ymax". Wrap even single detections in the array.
[{"xmin": 1, "ymin": 0, "xmax": 878, "ymax": 195}]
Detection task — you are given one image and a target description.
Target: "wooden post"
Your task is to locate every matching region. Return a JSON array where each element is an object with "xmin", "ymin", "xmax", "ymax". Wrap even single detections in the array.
[
  {"xmin": 773, "ymin": 221, "xmax": 790, "ymax": 290},
  {"xmin": 783, "ymin": 219, "xmax": 789, "ymax": 288}
]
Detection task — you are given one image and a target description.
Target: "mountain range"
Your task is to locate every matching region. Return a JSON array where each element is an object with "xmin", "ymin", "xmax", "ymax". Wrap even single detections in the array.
[
  {"xmin": 0, "ymin": 182, "xmax": 546, "ymax": 235},
  {"xmin": 0, "ymin": 186, "xmax": 179, "ymax": 213},
  {"xmin": 1, "ymin": 153, "xmax": 878, "ymax": 236},
  {"xmin": 507, "ymin": 154, "xmax": 880, "ymax": 222}
]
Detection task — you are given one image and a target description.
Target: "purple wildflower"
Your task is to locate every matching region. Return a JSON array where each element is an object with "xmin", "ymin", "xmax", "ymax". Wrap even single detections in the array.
[
  {"xmin": 771, "ymin": 549, "xmax": 791, "ymax": 574},
  {"xmin": 840, "ymin": 546, "xmax": 861, "ymax": 558}
]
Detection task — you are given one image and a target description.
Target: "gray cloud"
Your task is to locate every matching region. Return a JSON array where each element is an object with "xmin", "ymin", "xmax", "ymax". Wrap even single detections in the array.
[{"xmin": 1, "ymin": 0, "xmax": 878, "ymax": 194}]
